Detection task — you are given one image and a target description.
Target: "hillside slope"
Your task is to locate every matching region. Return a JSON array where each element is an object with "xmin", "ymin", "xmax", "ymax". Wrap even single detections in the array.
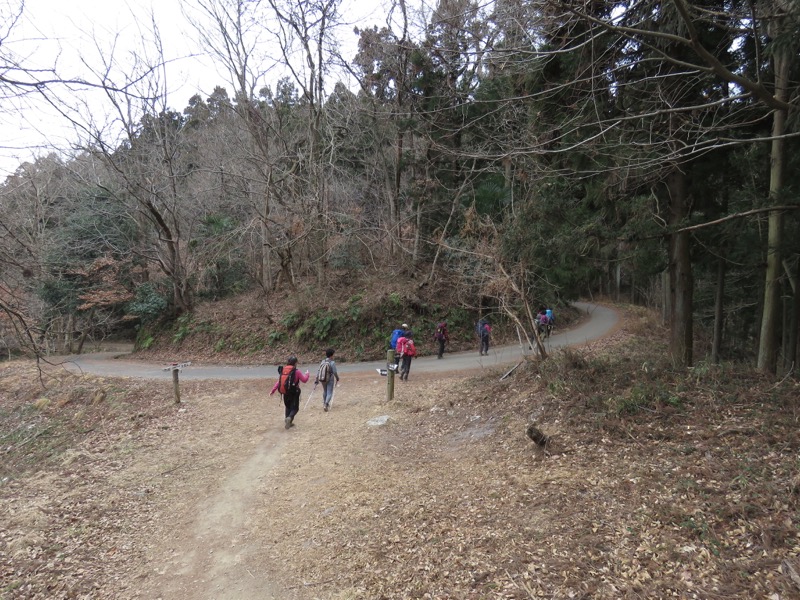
[{"xmin": 132, "ymin": 276, "xmax": 583, "ymax": 366}]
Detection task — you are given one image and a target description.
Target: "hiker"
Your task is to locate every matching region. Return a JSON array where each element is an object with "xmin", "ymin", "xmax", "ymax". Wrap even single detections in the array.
[
  {"xmin": 270, "ymin": 356, "xmax": 310, "ymax": 429},
  {"xmin": 315, "ymin": 347, "xmax": 341, "ymax": 412},
  {"xmin": 433, "ymin": 321, "xmax": 449, "ymax": 359},
  {"xmin": 396, "ymin": 330, "xmax": 417, "ymax": 381},
  {"xmin": 390, "ymin": 323, "xmax": 408, "ymax": 368},
  {"xmin": 535, "ymin": 306, "xmax": 554, "ymax": 338},
  {"xmin": 478, "ymin": 319, "xmax": 491, "ymax": 356}
]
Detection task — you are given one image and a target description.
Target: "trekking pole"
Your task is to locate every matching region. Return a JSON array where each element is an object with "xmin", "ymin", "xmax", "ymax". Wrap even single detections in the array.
[{"xmin": 303, "ymin": 382, "xmax": 319, "ymax": 409}]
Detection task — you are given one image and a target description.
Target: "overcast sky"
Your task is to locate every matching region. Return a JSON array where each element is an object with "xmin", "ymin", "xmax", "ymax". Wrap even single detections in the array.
[{"xmin": 0, "ymin": 0, "xmax": 399, "ymax": 178}]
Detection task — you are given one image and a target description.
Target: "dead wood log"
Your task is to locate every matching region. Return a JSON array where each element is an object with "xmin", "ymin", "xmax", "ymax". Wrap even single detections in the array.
[{"xmin": 526, "ymin": 424, "xmax": 549, "ymax": 447}]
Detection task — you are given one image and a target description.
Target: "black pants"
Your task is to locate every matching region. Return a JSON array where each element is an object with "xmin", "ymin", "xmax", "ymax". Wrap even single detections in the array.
[
  {"xmin": 283, "ymin": 390, "xmax": 300, "ymax": 419},
  {"xmin": 400, "ymin": 355, "xmax": 412, "ymax": 380},
  {"xmin": 437, "ymin": 338, "xmax": 445, "ymax": 359},
  {"xmin": 480, "ymin": 336, "xmax": 489, "ymax": 355}
]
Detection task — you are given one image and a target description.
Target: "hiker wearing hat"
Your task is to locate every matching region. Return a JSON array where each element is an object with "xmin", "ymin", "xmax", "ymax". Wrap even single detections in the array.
[
  {"xmin": 389, "ymin": 323, "xmax": 409, "ymax": 368},
  {"xmin": 396, "ymin": 329, "xmax": 417, "ymax": 381}
]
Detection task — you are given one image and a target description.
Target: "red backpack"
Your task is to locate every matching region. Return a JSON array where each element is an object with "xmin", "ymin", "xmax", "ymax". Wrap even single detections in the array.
[
  {"xmin": 405, "ymin": 339, "xmax": 417, "ymax": 357},
  {"xmin": 278, "ymin": 365, "xmax": 298, "ymax": 395}
]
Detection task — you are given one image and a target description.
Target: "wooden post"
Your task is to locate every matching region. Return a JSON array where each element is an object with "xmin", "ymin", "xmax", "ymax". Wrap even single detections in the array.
[
  {"xmin": 163, "ymin": 362, "xmax": 190, "ymax": 404},
  {"xmin": 172, "ymin": 368, "xmax": 181, "ymax": 404},
  {"xmin": 386, "ymin": 349, "xmax": 395, "ymax": 402}
]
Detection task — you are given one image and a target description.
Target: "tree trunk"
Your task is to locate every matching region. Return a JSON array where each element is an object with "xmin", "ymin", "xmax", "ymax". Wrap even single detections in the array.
[
  {"xmin": 757, "ymin": 50, "xmax": 789, "ymax": 374},
  {"xmin": 412, "ymin": 200, "xmax": 422, "ymax": 267},
  {"xmin": 76, "ymin": 309, "xmax": 94, "ymax": 355},
  {"xmin": 666, "ymin": 169, "xmax": 693, "ymax": 367},
  {"xmin": 261, "ymin": 172, "xmax": 274, "ymax": 293},
  {"xmin": 66, "ymin": 313, "xmax": 74, "ymax": 354},
  {"xmin": 391, "ymin": 130, "xmax": 404, "ymax": 258},
  {"xmin": 784, "ymin": 258, "xmax": 798, "ymax": 372},
  {"xmin": 711, "ymin": 257, "xmax": 726, "ymax": 364}
]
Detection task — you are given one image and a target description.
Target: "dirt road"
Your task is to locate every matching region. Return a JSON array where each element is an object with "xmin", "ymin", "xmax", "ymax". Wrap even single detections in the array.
[{"xmin": 61, "ymin": 302, "xmax": 618, "ymax": 380}]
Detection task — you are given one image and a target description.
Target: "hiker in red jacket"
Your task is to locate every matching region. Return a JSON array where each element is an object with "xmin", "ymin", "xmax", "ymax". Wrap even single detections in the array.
[{"xmin": 396, "ymin": 331, "xmax": 417, "ymax": 381}]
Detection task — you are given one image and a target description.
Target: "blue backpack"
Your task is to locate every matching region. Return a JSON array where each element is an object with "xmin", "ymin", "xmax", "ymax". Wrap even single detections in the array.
[{"xmin": 390, "ymin": 329, "xmax": 404, "ymax": 349}]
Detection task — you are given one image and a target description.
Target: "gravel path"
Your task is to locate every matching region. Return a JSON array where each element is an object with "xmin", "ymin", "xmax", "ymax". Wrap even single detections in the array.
[{"xmin": 60, "ymin": 302, "xmax": 619, "ymax": 381}]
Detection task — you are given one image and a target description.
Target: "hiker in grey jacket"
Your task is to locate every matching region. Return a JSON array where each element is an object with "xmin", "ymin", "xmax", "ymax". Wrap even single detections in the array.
[{"xmin": 315, "ymin": 348, "xmax": 341, "ymax": 411}]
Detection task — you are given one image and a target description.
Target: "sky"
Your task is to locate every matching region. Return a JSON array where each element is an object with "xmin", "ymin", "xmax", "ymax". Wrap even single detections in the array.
[{"xmin": 0, "ymin": 0, "xmax": 401, "ymax": 178}]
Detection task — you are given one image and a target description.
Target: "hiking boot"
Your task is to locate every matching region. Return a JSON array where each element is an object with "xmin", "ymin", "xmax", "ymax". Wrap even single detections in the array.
[
  {"xmin": 323, "ymin": 404, "xmax": 329, "ymax": 412},
  {"xmin": 285, "ymin": 417, "xmax": 291, "ymax": 429}
]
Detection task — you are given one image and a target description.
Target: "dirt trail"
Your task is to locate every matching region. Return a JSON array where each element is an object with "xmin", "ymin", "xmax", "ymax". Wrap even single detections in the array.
[
  {"xmin": 126, "ymin": 374, "xmax": 395, "ymax": 600},
  {"xmin": 79, "ymin": 303, "xmax": 620, "ymax": 599},
  {"xmin": 146, "ymin": 435, "xmax": 284, "ymax": 599}
]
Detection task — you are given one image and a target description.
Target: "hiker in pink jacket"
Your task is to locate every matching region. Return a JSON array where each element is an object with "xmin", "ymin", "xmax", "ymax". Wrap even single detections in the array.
[{"xmin": 270, "ymin": 356, "xmax": 310, "ymax": 429}]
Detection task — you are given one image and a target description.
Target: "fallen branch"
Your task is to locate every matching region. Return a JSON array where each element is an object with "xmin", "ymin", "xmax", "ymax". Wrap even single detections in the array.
[
  {"xmin": 500, "ymin": 361, "xmax": 523, "ymax": 381},
  {"xmin": 781, "ymin": 559, "xmax": 800, "ymax": 591},
  {"xmin": 160, "ymin": 463, "xmax": 185, "ymax": 476},
  {"xmin": 15, "ymin": 426, "xmax": 56, "ymax": 449},
  {"xmin": 287, "ymin": 578, "xmax": 335, "ymax": 589}
]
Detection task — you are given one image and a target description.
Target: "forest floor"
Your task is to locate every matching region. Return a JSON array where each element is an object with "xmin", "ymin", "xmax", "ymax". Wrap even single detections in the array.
[{"xmin": 2, "ymin": 304, "xmax": 800, "ymax": 599}]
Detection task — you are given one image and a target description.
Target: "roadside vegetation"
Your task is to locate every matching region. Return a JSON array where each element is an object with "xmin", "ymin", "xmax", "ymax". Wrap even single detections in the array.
[{"xmin": 131, "ymin": 277, "xmax": 583, "ymax": 366}]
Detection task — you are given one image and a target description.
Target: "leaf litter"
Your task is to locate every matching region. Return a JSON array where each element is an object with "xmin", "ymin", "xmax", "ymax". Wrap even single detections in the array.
[{"xmin": 1, "ymin": 305, "xmax": 799, "ymax": 599}]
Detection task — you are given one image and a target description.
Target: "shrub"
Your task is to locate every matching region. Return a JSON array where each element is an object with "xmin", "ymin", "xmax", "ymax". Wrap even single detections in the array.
[{"xmin": 127, "ymin": 283, "xmax": 168, "ymax": 323}]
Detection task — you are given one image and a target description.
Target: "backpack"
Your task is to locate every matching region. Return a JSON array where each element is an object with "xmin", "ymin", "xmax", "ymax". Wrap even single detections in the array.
[
  {"xmin": 476, "ymin": 318, "xmax": 487, "ymax": 336},
  {"xmin": 317, "ymin": 359, "xmax": 331, "ymax": 384},
  {"xmin": 405, "ymin": 339, "xmax": 417, "ymax": 357},
  {"xmin": 390, "ymin": 329, "xmax": 404, "ymax": 349},
  {"xmin": 434, "ymin": 323, "xmax": 446, "ymax": 341},
  {"xmin": 539, "ymin": 314, "xmax": 549, "ymax": 325},
  {"xmin": 278, "ymin": 365, "xmax": 299, "ymax": 395}
]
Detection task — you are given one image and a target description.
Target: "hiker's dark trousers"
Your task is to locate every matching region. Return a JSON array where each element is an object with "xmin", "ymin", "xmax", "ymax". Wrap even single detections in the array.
[
  {"xmin": 283, "ymin": 391, "xmax": 300, "ymax": 419},
  {"xmin": 400, "ymin": 355, "xmax": 412, "ymax": 380},
  {"xmin": 437, "ymin": 338, "xmax": 445, "ymax": 359}
]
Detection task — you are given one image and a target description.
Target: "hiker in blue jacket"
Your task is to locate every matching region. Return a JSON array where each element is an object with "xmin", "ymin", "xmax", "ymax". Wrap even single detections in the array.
[
  {"xmin": 478, "ymin": 320, "xmax": 491, "ymax": 356},
  {"xmin": 390, "ymin": 324, "xmax": 408, "ymax": 350}
]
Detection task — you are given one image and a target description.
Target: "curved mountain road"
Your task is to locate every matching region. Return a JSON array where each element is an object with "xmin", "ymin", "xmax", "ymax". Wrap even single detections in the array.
[{"xmin": 61, "ymin": 302, "xmax": 619, "ymax": 380}]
